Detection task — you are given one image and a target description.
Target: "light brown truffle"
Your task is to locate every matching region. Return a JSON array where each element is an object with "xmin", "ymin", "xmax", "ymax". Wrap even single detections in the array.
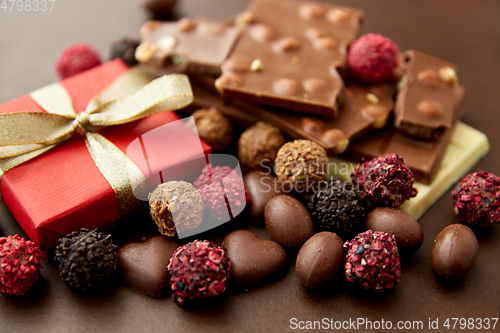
[
  {"xmin": 148, "ymin": 181, "xmax": 204, "ymax": 237},
  {"xmin": 192, "ymin": 107, "xmax": 233, "ymax": 152},
  {"xmin": 238, "ymin": 122, "xmax": 286, "ymax": 172},
  {"xmin": 274, "ymin": 139, "xmax": 328, "ymax": 191}
]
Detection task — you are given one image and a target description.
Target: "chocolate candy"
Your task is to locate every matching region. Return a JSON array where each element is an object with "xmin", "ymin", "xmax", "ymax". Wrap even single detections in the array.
[
  {"xmin": 222, "ymin": 230, "xmax": 287, "ymax": 291},
  {"xmin": 366, "ymin": 207, "xmax": 423, "ymax": 255},
  {"xmin": 109, "ymin": 38, "xmax": 140, "ymax": 67},
  {"xmin": 118, "ymin": 236, "xmax": 180, "ymax": 298},
  {"xmin": 244, "ymin": 171, "xmax": 284, "ymax": 225},
  {"xmin": 191, "ymin": 107, "xmax": 233, "ymax": 152},
  {"xmin": 432, "ymin": 224, "xmax": 478, "ymax": 280},
  {"xmin": 264, "ymin": 195, "xmax": 315, "ymax": 249},
  {"xmin": 295, "ymin": 232, "xmax": 344, "ymax": 289},
  {"xmin": 143, "ymin": 0, "xmax": 177, "ymax": 19},
  {"xmin": 395, "ymin": 50, "xmax": 464, "ymax": 140},
  {"xmin": 216, "ymin": 0, "xmax": 363, "ymax": 116},
  {"xmin": 238, "ymin": 122, "xmax": 286, "ymax": 172},
  {"xmin": 137, "ymin": 18, "xmax": 239, "ymax": 75}
]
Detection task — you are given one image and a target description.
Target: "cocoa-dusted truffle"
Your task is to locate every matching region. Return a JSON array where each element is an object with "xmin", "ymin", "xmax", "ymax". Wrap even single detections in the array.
[
  {"xmin": 238, "ymin": 122, "xmax": 286, "ymax": 172},
  {"xmin": 0, "ymin": 235, "xmax": 42, "ymax": 295},
  {"xmin": 54, "ymin": 229, "xmax": 118, "ymax": 292},
  {"xmin": 168, "ymin": 240, "xmax": 230, "ymax": 305},
  {"xmin": 451, "ymin": 171, "xmax": 500, "ymax": 227},
  {"xmin": 109, "ymin": 38, "xmax": 140, "ymax": 67},
  {"xmin": 351, "ymin": 154, "xmax": 417, "ymax": 207},
  {"xmin": 274, "ymin": 139, "xmax": 328, "ymax": 192},
  {"xmin": 192, "ymin": 107, "xmax": 233, "ymax": 152},
  {"xmin": 194, "ymin": 165, "xmax": 247, "ymax": 221},
  {"xmin": 308, "ymin": 178, "xmax": 366, "ymax": 237},
  {"xmin": 344, "ymin": 230, "xmax": 401, "ymax": 292},
  {"xmin": 149, "ymin": 181, "xmax": 204, "ymax": 237}
]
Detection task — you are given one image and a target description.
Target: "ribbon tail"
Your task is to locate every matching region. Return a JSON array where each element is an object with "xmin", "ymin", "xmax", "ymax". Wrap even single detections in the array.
[{"xmin": 84, "ymin": 132, "xmax": 146, "ymax": 216}]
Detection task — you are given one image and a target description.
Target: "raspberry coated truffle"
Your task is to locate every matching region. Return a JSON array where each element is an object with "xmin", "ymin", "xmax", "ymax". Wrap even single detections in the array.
[
  {"xmin": 344, "ymin": 230, "xmax": 401, "ymax": 291},
  {"xmin": 274, "ymin": 139, "xmax": 328, "ymax": 192},
  {"xmin": 54, "ymin": 229, "xmax": 118, "ymax": 292},
  {"xmin": 347, "ymin": 33, "xmax": 399, "ymax": 83},
  {"xmin": 55, "ymin": 43, "xmax": 102, "ymax": 79},
  {"xmin": 451, "ymin": 171, "xmax": 500, "ymax": 227},
  {"xmin": 0, "ymin": 235, "xmax": 41, "ymax": 295},
  {"xmin": 168, "ymin": 240, "xmax": 230, "ymax": 305},
  {"xmin": 351, "ymin": 154, "xmax": 417, "ymax": 207},
  {"xmin": 308, "ymin": 178, "xmax": 366, "ymax": 238}
]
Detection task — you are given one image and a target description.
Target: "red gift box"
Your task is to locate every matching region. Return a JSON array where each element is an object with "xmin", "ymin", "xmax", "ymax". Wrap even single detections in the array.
[{"xmin": 0, "ymin": 59, "xmax": 210, "ymax": 250}]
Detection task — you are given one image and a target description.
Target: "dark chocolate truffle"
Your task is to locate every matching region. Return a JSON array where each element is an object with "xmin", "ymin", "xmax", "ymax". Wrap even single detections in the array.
[
  {"xmin": 54, "ymin": 229, "xmax": 118, "ymax": 292},
  {"xmin": 238, "ymin": 122, "xmax": 286, "ymax": 172},
  {"xmin": 274, "ymin": 139, "xmax": 328, "ymax": 192},
  {"xmin": 149, "ymin": 181, "xmax": 204, "ymax": 237},
  {"xmin": 192, "ymin": 107, "xmax": 233, "ymax": 152},
  {"xmin": 143, "ymin": 0, "xmax": 177, "ymax": 19},
  {"xmin": 168, "ymin": 240, "xmax": 230, "ymax": 305},
  {"xmin": 351, "ymin": 154, "xmax": 417, "ymax": 207},
  {"xmin": 0, "ymin": 235, "xmax": 42, "ymax": 295},
  {"xmin": 451, "ymin": 171, "xmax": 500, "ymax": 227},
  {"xmin": 344, "ymin": 230, "xmax": 401, "ymax": 292},
  {"xmin": 109, "ymin": 38, "xmax": 140, "ymax": 67},
  {"xmin": 308, "ymin": 178, "xmax": 366, "ymax": 237}
]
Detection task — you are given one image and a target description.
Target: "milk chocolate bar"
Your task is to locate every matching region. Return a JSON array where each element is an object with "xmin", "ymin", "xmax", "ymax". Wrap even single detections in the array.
[
  {"xmin": 395, "ymin": 50, "xmax": 464, "ymax": 139},
  {"xmin": 137, "ymin": 18, "xmax": 240, "ymax": 76},
  {"xmin": 216, "ymin": 0, "xmax": 363, "ymax": 116}
]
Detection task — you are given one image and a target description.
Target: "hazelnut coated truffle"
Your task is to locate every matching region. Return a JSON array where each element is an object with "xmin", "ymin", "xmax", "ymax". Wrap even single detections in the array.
[
  {"xmin": 192, "ymin": 107, "xmax": 233, "ymax": 152},
  {"xmin": 149, "ymin": 181, "xmax": 204, "ymax": 237},
  {"xmin": 238, "ymin": 122, "xmax": 286, "ymax": 172},
  {"xmin": 274, "ymin": 139, "xmax": 328, "ymax": 192}
]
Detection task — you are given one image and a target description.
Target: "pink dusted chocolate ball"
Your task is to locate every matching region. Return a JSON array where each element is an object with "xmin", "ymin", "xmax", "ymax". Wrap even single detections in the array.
[
  {"xmin": 168, "ymin": 240, "xmax": 231, "ymax": 305},
  {"xmin": 0, "ymin": 235, "xmax": 42, "ymax": 295},
  {"xmin": 347, "ymin": 33, "xmax": 399, "ymax": 83},
  {"xmin": 351, "ymin": 154, "xmax": 417, "ymax": 207},
  {"xmin": 344, "ymin": 230, "xmax": 401, "ymax": 292},
  {"xmin": 55, "ymin": 43, "xmax": 102, "ymax": 79},
  {"xmin": 452, "ymin": 171, "xmax": 500, "ymax": 227}
]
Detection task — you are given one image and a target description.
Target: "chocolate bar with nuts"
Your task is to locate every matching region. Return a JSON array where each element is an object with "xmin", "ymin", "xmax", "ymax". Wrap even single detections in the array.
[
  {"xmin": 137, "ymin": 18, "xmax": 240, "ymax": 76},
  {"xmin": 216, "ymin": 0, "xmax": 363, "ymax": 117},
  {"xmin": 394, "ymin": 50, "xmax": 464, "ymax": 140}
]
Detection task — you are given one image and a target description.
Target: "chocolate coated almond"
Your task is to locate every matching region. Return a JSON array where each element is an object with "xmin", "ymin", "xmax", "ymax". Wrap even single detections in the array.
[{"xmin": 244, "ymin": 171, "xmax": 284, "ymax": 225}]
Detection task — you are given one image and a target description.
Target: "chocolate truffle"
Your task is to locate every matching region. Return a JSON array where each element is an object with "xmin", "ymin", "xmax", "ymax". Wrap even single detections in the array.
[
  {"xmin": 192, "ymin": 107, "xmax": 233, "ymax": 152},
  {"xmin": 55, "ymin": 43, "xmax": 102, "ymax": 79},
  {"xmin": 0, "ymin": 235, "xmax": 42, "ymax": 295},
  {"xmin": 432, "ymin": 224, "xmax": 478, "ymax": 280},
  {"xmin": 149, "ymin": 181, "xmax": 204, "ymax": 237},
  {"xmin": 168, "ymin": 240, "xmax": 230, "ymax": 305},
  {"xmin": 366, "ymin": 207, "xmax": 424, "ymax": 255},
  {"xmin": 244, "ymin": 171, "xmax": 284, "ymax": 225},
  {"xmin": 54, "ymin": 229, "xmax": 118, "ymax": 292},
  {"xmin": 296, "ymin": 232, "xmax": 344, "ymax": 289},
  {"xmin": 344, "ymin": 230, "xmax": 401, "ymax": 292},
  {"xmin": 274, "ymin": 139, "xmax": 328, "ymax": 192},
  {"xmin": 118, "ymin": 236, "xmax": 180, "ymax": 298},
  {"xmin": 308, "ymin": 178, "xmax": 366, "ymax": 238},
  {"xmin": 264, "ymin": 195, "xmax": 315, "ymax": 249},
  {"xmin": 194, "ymin": 165, "xmax": 247, "ymax": 221},
  {"xmin": 143, "ymin": 0, "xmax": 177, "ymax": 19},
  {"xmin": 451, "ymin": 171, "xmax": 500, "ymax": 227},
  {"xmin": 351, "ymin": 154, "xmax": 418, "ymax": 207},
  {"xmin": 222, "ymin": 230, "xmax": 287, "ymax": 291},
  {"xmin": 238, "ymin": 122, "xmax": 286, "ymax": 172},
  {"xmin": 109, "ymin": 38, "xmax": 140, "ymax": 67}
]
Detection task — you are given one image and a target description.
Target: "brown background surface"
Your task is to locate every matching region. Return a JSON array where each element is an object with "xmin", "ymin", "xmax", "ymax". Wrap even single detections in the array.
[{"xmin": 1, "ymin": 1, "xmax": 499, "ymax": 332}]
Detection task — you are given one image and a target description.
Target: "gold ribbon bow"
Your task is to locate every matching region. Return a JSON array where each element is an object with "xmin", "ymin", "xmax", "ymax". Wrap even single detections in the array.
[{"xmin": 0, "ymin": 68, "xmax": 193, "ymax": 215}]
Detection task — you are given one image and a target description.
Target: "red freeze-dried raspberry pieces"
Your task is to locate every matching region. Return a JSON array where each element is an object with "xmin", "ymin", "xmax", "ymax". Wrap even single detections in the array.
[
  {"xmin": 347, "ymin": 33, "xmax": 399, "ymax": 83},
  {"xmin": 55, "ymin": 43, "xmax": 102, "ymax": 79}
]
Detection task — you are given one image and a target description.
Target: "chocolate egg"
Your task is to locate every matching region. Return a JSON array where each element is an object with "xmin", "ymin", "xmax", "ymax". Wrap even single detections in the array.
[
  {"xmin": 295, "ymin": 232, "xmax": 344, "ymax": 288},
  {"xmin": 432, "ymin": 224, "xmax": 478, "ymax": 280},
  {"xmin": 264, "ymin": 195, "xmax": 315, "ymax": 249},
  {"xmin": 366, "ymin": 207, "xmax": 424, "ymax": 254},
  {"xmin": 244, "ymin": 171, "xmax": 284, "ymax": 225},
  {"xmin": 222, "ymin": 230, "xmax": 287, "ymax": 291}
]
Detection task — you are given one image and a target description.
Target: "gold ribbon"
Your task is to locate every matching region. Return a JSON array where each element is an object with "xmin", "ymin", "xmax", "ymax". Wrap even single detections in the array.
[{"xmin": 0, "ymin": 68, "xmax": 194, "ymax": 216}]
